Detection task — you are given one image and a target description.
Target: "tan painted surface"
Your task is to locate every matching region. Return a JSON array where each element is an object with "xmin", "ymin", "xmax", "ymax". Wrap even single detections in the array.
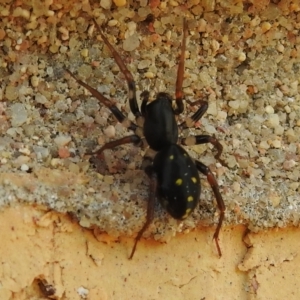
[
  {"xmin": 1, "ymin": 204, "xmax": 299, "ymax": 299},
  {"xmin": 0, "ymin": 205, "xmax": 246, "ymax": 299},
  {"xmin": 239, "ymin": 228, "xmax": 300, "ymax": 300}
]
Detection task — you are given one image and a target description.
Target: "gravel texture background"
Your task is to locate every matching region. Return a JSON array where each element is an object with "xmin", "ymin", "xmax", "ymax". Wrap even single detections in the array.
[{"xmin": 0, "ymin": 0, "xmax": 299, "ymax": 241}]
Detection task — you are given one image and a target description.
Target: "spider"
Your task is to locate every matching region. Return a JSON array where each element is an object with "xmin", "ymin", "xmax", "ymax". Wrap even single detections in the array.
[{"xmin": 66, "ymin": 19, "xmax": 226, "ymax": 259}]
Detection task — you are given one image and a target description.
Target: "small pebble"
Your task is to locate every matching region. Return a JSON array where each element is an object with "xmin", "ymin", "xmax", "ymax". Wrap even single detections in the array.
[
  {"xmin": 10, "ymin": 103, "xmax": 28, "ymax": 127},
  {"xmin": 277, "ymin": 43, "xmax": 284, "ymax": 53},
  {"xmin": 232, "ymin": 182, "xmax": 241, "ymax": 193},
  {"xmin": 35, "ymin": 93, "xmax": 47, "ymax": 104},
  {"xmin": 123, "ymin": 33, "xmax": 140, "ymax": 51},
  {"xmin": 170, "ymin": 0, "xmax": 179, "ymax": 6},
  {"xmin": 54, "ymin": 135, "xmax": 72, "ymax": 147},
  {"xmin": 283, "ymin": 160, "xmax": 296, "ymax": 170},
  {"xmin": 261, "ymin": 21, "xmax": 271, "ymax": 33},
  {"xmin": 20, "ymin": 164, "xmax": 30, "ymax": 171},
  {"xmin": 267, "ymin": 114, "xmax": 279, "ymax": 128},
  {"xmin": 58, "ymin": 147, "xmax": 70, "ymax": 158},
  {"xmin": 31, "ymin": 75, "xmax": 39, "ymax": 87},
  {"xmin": 46, "ymin": 67, "xmax": 53, "ymax": 76},
  {"xmin": 238, "ymin": 52, "xmax": 246, "ymax": 62},
  {"xmin": 51, "ymin": 158, "xmax": 63, "ymax": 167},
  {"xmin": 113, "ymin": 0, "xmax": 126, "ymax": 6},
  {"xmin": 108, "ymin": 19, "xmax": 118, "ymax": 27},
  {"xmin": 100, "ymin": 0, "xmax": 112, "ymax": 9},
  {"xmin": 271, "ymin": 140, "xmax": 281, "ymax": 148},
  {"xmin": 265, "ymin": 105, "xmax": 274, "ymax": 114},
  {"xmin": 103, "ymin": 125, "xmax": 115, "ymax": 138},
  {"xmin": 259, "ymin": 141, "xmax": 270, "ymax": 149},
  {"xmin": 5, "ymin": 86, "xmax": 18, "ymax": 101},
  {"xmin": 81, "ymin": 48, "xmax": 89, "ymax": 58},
  {"xmin": 19, "ymin": 147, "xmax": 31, "ymax": 156},
  {"xmin": 144, "ymin": 71, "xmax": 155, "ymax": 79}
]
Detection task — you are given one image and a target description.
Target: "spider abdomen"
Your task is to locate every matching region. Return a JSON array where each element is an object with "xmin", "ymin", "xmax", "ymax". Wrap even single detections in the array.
[{"xmin": 153, "ymin": 144, "xmax": 200, "ymax": 219}]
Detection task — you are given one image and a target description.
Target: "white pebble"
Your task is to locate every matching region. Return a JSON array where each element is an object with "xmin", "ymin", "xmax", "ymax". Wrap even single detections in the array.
[
  {"xmin": 267, "ymin": 114, "xmax": 279, "ymax": 128},
  {"xmin": 103, "ymin": 125, "xmax": 115, "ymax": 138},
  {"xmin": 77, "ymin": 286, "xmax": 89, "ymax": 297},
  {"xmin": 123, "ymin": 33, "xmax": 140, "ymax": 51},
  {"xmin": 100, "ymin": 0, "xmax": 112, "ymax": 9},
  {"xmin": 108, "ymin": 19, "xmax": 118, "ymax": 27},
  {"xmin": 19, "ymin": 147, "xmax": 31, "ymax": 156},
  {"xmin": 277, "ymin": 43, "xmax": 284, "ymax": 53},
  {"xmin": 46, "ymin": 67, "xmax": 53, "ymax": 76},
  {"xmin": 21, "ymin": 164, "xmax": 29, "ymax": 171},
  {"xmin": 127, "ymin": 21, "xmax": 137, "ymax": 33},
  {"xmin": 204, "ymin": 124, "xmax": 216, "ymax": 134},
  {"xmin": 54, "ymin": 135, "xmax": 72, "ymax": 147},
  {"xmin": 265, "ymin": 105, "xmax": 274, "ymax": 114},
  {"xmin": 271, "ymin": 140, "xmax": 281, "ymax": 148},
  {"xmin": 31, "ymin": 75, "xmax": 39, "ymax": 87},
  {"xmin": 274, "ymin": 126, "xmax": 284, "ymax": 135},
  {"xmin": 35, "ymin": 93, "xmax": 47, "ymax": 104},
  {"xmin": 259, "ymin": 141, "xmax": 270, "ymax": 149}
]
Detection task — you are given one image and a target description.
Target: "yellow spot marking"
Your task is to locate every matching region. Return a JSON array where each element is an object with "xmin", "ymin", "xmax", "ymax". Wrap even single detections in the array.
[
  {"xmin": 191, "ymin": 177, "xmax": 197, "ymax": 183},
  {"xmin": 169, "ymin": 155, "xmax": 174, "ymax": 160},
  {"xmin": 187, "ymin": 196, "xmax": 194, "ymax": 202},
  {"xmin": 175, "ymin": 178, "xmax": 183, "ymax": 186},
  {"xmin": 182, "ymin": 208, "xmax": 192, "ymax": 219}
]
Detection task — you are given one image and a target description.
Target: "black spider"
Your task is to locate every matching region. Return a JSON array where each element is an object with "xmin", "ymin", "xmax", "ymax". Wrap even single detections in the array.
[{"xmin": 66, "ymin": 19, "xmax": 226, "ymax": 259}]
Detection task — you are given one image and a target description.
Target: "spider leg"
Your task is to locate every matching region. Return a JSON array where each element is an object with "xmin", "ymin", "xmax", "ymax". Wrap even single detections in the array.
[
  {"xmin": 140, "ymin": 91, "xmax": 150, "ymax": 116},
  {"xmin": 65, "ymin": 70, "xmax": 137, "ymax": 132},
  {"xmin": 179, "ymin": 100, "xmax": 208, "ymax": 129},
  {"xmin": 86, "ymin": 135, "xmax": 141, "ymax": 158},
  {"xmin": 174, "ymin": 18, "xmax": 188, "ymax": 115},
  {"xmin": 129, "ymin": 166, "xmax": 157, "ymax": 259},
  {"xmin": 195, "ymin": 160, "xmax": 225, "ymax": 257},
  {"xmin": 93, "ymin": 19, "xmax": 141, "ymax": 118},
  {"xmin": 181, "ymin": 134, "xmax": 226, "ymax": 166}
]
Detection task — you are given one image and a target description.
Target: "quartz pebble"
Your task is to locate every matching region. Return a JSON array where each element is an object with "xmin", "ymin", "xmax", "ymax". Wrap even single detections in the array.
[
  {"xmin": 10, "ymin": 103, "xmax": 27, "ymax": 127},
  {"xmin": 123, "ymin": 33, "xmax": 140, "ymax": 51},
  {"xmin": 113, "ymin": 0, "xmax": 126, "ymax": 6},
  {"xmin": 100, "ymin": 0, "xmax": 112, "ymax": 9},
  {"xmin": 103, "ymin": 125, "xmax": 115, "ymax": 138},
  {"xmin": 54, "ymin": 135, "xmax": 72, "ymax": 147}
]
